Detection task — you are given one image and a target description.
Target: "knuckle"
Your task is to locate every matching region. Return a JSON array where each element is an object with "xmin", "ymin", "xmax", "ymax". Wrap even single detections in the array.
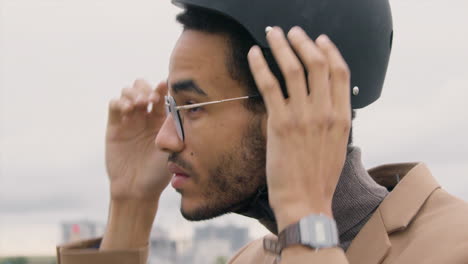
[
  {"xmin": 278, "ymin": 113, "xmax": 309, "ymax": 133},
  {"xmin": 309, "ymin": 54, "xmax": 327, "ymax": 69},
  {"xmin": 121, "ymin": 87, "xmax": 132, "ymax": 96},
  {"xmin": 328, "ymin": 112, "xmax": 339, "ymax": 126},
  {"xmin": 321, "ymin": 111, "xmax": 351, "ymax": 131},
  {"xmin": 312, "ymin": 111, "xmax": 333, "ymax": 128},
  {"xmin": 323, "ymin": 115, "xmax": 334, "ymax": 128},
  {"xmin": 299, "ymin": 39, "xmax": 314, "ymax": 52},
  {"xmin": 260, "ymin": 78, "xmax": 279, "ymax": 93},
  {"xmin": 332, "ymin": 64, "xmax": 350, "ymax": 79},
  {"xmin": 133, "ymin": 79, "xmax": 152, "ymax": 94},
  {"xmin": 133, "ymin": 78, "xmax": 146, "ymax": 88},
  {"xmin": 336, "ymin": 115, "xmax": 352, "ymax": 130},
  {"xmin": 284, "ymin": 62, "xmax": 303, "ymax": 78},
  {"xmin": 109, "ymin": 98, "xmax": 119, "ymax": 108},
  {"xmin": 271, "ymin": 123, "xmax": 286, "ymax": 136},
  {"xmin": 281, "ymin": 118, "xmax": 295, "ymax": 131},
  {"xmin": 271, "ymin": 114, "xmax": 288, "ymax": 133},
  {"xmin": 118, "ymin": 99, "xmax": 128, "ymax": 108},
  {"xmin": 120, "ymin": 99, "xmax": 133, "ymax": 111}
]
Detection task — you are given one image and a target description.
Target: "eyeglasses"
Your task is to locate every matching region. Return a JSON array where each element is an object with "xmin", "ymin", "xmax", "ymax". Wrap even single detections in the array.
[{"xmin": 165, "ymin": 94, "xmax": 260, "ymax": 141}]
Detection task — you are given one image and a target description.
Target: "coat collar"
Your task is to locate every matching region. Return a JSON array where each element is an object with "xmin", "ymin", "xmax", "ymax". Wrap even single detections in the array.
[{"xmin": 346, "ymin": 162, "xmax": 441, "ymax": 264}]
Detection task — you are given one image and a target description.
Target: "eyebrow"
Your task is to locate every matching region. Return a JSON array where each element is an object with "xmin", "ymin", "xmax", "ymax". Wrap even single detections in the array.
[{"xmin": 170, "ymin": 80, "xmax": 208, "ymax": 97}]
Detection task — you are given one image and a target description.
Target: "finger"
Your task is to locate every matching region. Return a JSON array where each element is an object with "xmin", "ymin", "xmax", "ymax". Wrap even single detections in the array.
[
  {"xmin": 108, "ymin": 98, "xmax": 123, "ymax": 124},
  {"xmin": 119, "ymin": 98, "xmax": 134, "ymax": 114},
  {"xmin": 266, "ymin": 27, "xmax": 308, "ymax": 102},
  {"xmin": 316, "ymin": 35, "xmax": 351, "ymax": 115},
  {"xmin": 119, "ymin": 80, "xmax": 152, "ymax": 109},
  {"xmin": 247, "ymin": 45, "xmax": 285, "ymax": 114},
  {"xmin": 132, "ymin": 79, "xmax": 153, "ymax": 106},
  {"xmin": 288, "ymin": 27, "xmax": 331, "ymax": 106},
  {"xmin": 120, "ymin": 87, "xmax": 140, "ymax": 105},
  {"xmin": 149, "ymin": 81, "xmax": 169, "ymax": 117},
  {"xmin": 108, "ymin": 97, "xmax": 133, "ymax": 124}
]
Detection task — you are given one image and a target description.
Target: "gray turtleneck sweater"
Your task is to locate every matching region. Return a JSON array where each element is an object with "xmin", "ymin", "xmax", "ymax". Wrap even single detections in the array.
[
  {"xmin": 236, "ymin": 146, "xmax": 388, "ymax": 251},
  {"xmin": 333, "ymin": 147, "xmax": 389, "ymax": 250}
]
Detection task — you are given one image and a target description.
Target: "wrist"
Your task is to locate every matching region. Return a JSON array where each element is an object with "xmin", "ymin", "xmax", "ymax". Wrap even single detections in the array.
[
  {"xmin": 100, "ymin": 199, "xmax": 159, "ymax": 250},
  {"xmin": 273, "ymin": 201, "xmax": 333, "ymax": 232}
]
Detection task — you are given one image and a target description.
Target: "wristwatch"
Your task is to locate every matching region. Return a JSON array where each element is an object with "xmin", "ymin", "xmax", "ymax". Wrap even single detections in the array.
[{"xmin": 263, "ymin": 213, "xmax": 339, "ymax": 254}]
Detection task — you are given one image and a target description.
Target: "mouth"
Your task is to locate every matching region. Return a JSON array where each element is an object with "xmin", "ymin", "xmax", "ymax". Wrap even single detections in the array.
[{"xmin": 168, "ymin": 162, "xmax": 191, "ymax": 189}]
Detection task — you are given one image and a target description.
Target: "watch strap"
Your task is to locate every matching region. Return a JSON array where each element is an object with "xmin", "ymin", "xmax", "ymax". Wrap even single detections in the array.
[
  {"xmin": 263, "ymin": 223, "xmax": 301, "ymax": 254},
  {"xmin": 279, "ymin": 222, "xmax": 301, "ymax": 250},
  {"xmin": 263, "ymin": 214, "xmax": 339, "ymax": 255}
]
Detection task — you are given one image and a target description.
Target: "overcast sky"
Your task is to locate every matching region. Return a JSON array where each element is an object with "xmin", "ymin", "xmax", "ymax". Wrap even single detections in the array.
[{"xmin": 1, "ymin": 0, "xmax": 467, "ymax": 256}]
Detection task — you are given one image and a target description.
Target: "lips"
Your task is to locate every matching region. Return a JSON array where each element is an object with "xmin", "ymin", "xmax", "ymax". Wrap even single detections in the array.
[{"xmin": 168, "ymin": 162, "xmax": 191, "ymax": 189}]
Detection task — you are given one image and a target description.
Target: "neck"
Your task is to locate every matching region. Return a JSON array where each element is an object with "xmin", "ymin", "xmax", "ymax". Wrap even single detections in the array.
[{"xmin": 234, "ymin": 147, "xmax": 389, "ymax": 248}]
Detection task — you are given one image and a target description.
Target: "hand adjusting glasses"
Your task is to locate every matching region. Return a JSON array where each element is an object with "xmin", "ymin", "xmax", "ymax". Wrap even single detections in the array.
[{"xmin": 165, "ymin": 94, "xmax": 260, "ymax": 141}]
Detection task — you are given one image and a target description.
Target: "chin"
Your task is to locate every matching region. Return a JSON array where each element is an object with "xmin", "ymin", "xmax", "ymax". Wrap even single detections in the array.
[{"xmin": 179, "ymin": 194, "xmax": 233, "ymax": 221}]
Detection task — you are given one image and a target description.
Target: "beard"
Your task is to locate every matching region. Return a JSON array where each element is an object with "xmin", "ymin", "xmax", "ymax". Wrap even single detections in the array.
[{"xmin": 172, "ymin": 117, "xmax": 267, "ymax": 221}]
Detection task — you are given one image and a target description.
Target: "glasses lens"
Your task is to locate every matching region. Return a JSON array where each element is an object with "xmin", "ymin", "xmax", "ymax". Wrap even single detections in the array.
[{"xmin": 165, "ymin": 96, "xmax": 185, "ymax": 141}]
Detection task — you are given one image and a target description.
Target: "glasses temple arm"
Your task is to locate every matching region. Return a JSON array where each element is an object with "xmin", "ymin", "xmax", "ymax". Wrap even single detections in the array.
[{"xmin": 175, "ymin": 95, "xmax": 259, "ymax": 110}]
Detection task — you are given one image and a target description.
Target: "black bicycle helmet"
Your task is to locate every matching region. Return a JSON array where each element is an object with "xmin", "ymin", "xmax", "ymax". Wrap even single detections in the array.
[{"xmin": 172, "ymin": 0, "xmax": 393, "ymax": 109}]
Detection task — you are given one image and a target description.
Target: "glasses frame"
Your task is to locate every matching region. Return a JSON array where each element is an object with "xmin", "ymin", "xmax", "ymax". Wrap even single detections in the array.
[{"xmin": 165, "ymin": 94, "xmax": 260, "ymax": 141}]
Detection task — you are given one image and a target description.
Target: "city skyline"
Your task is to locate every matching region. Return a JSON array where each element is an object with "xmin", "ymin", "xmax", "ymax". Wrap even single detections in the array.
[{"xmin": 59, "ymin": 220, "xmax": 249, "ymax": 264}]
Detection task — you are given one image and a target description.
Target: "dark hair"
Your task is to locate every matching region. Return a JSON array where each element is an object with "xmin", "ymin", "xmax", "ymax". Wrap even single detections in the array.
[{"xmin": 176, "ymin": 6, "xmax": 355, "ymax": 145}]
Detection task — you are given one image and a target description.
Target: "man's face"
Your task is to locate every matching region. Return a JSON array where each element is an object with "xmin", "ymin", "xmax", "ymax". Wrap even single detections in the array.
[{"xmin": 155, "ymin": 30, "xmax": 267, "ymax": 221}]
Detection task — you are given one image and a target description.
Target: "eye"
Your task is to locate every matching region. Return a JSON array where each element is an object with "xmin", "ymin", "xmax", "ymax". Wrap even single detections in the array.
[
  {"xmin": 188, "ymin": 106, "xmax": 203, "ymax": 113},
  {"xmin": 184, "ymin": 100, "xmax": 204, "ymax": 116}
]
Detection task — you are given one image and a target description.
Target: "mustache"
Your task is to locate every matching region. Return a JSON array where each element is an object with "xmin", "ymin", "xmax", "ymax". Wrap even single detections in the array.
[{"xmin": 168, "ymin": 153, "xmax": 195, "ymax": 173}]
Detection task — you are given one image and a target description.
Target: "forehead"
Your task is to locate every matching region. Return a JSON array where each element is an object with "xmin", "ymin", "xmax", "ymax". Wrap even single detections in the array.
[{"xmin": 168, "ymin": 30, "xmax": 242, "ymax": 98}]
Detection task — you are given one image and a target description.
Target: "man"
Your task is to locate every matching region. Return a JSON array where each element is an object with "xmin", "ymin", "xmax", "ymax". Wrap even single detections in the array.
[{"xmin": 56, "ymin": 0, "xmax": 468, "ymax": 263}]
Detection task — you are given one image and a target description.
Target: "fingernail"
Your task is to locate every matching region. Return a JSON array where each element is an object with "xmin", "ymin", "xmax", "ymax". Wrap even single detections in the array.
[
  {"xmin": 272, "ymin": 26, "xmax": 283, "ymax": 36},
  {"xmin": 266, "ymin": 26, "xmax": 282, "ymax": 37},
  {"xmin": 289, "ymin": 26, "xmax": 301, "ymax": 35},
  {"xmin": 288, "ymin": 26, "xmax": 303, "ymax": 40},
  {"xmin": 147, "ymin": 103, "xmax": 153, "ymax": 113},
  {"xmin": 317, "ymin": 34, "xmax": 330, "ymax": 44},
  {"xmin": 249, "ymin": 45, "xmax": 261, "ymax": 57}
]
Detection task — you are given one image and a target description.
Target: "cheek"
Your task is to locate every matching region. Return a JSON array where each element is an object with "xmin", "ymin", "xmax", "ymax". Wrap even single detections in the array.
[
  {"xmin": 183, "ymin": 134, "xmax": 232, "ymax": 186},
  {"xmin": 183, "ymin": 110, "xmax": 253, "ymax": 180}
]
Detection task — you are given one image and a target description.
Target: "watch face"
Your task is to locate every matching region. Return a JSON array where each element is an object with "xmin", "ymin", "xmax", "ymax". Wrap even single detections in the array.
[
  {"xmin": 299, "ymin": 214, "xmax": 339, "ymax": 248},
  {"xmin": 314, "ymin": 221, "xmax": 327, "ymax": 243}
]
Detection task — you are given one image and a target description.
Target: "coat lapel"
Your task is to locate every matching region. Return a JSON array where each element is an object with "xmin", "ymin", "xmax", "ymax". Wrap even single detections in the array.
[
  {"xmin": 346, "ymin": 209, "xmax": 390, "ymax": 264},
  {"xmin": 346, "ymin": 162, "xmax": 441, "ymax": 264},
  {"xmin": 377, "ymin": 163, "xmax": 440, "ymax": 233}
]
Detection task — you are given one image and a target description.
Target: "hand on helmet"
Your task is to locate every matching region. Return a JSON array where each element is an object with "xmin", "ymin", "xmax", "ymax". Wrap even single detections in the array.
[{"xmin": 247, "ymin": 26, "xmax": 351, "ymax": 231}]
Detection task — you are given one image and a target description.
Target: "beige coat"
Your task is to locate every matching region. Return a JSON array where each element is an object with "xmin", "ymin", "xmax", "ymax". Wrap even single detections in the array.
[{"xmin": 56, "ymin": 163, "xmax": 468, "ymax": 264}]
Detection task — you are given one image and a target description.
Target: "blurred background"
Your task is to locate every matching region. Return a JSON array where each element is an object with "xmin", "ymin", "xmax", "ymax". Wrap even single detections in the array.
[{"xmin": 0, "ymin": 0, "xmax": 467, "ymax": 263}]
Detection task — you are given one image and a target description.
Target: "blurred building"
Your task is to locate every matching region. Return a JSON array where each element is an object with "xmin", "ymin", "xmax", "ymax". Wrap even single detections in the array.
[
  {"xmin": 61, "ymin": 220, "xmax": 104, "ymax": 243},
  {"xmin": 148, "ymin": 228, "xmax": 178, "ymax": 264},
  {"xmin": 189, "ymin": 225, "xmax": 249, "ymax": 264},
  {"xmin": 60, "ymin": 221, "xmax": 249, "ymax": 264}
]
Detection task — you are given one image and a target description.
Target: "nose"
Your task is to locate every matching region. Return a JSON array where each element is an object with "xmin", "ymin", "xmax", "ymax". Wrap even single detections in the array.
[{"xmin": 155, "ymin": 114, "xmax": 185, "ymax": 153}]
